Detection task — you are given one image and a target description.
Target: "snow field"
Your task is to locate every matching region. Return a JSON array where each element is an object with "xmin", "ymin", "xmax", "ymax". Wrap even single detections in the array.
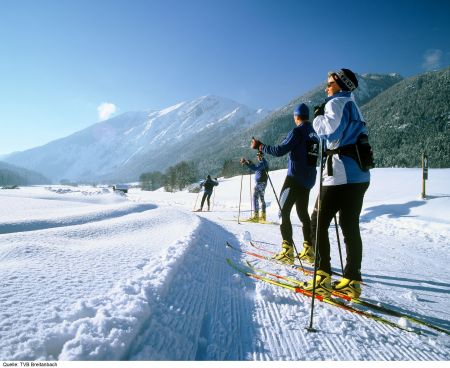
[
  {"xmin": 1, "ymin": 168, "xmax": 449, "ymax": 361},
  {"xmin": 0, "ymin": 189, "xmax": 198, "ymax": 359}
]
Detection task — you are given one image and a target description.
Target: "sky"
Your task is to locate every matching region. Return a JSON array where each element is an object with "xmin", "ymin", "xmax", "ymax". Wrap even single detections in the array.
[{"xmin": 1, "ymin": 0, "xmax": 449, "ymax": 155}]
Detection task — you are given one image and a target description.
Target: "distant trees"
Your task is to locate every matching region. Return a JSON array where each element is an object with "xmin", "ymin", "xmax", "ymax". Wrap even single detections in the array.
[
  {"xmin": 221, "ymin": 159, "xmax": 242, "ymax": 178},
  {"xmin": 140, "ymin": 171, "xmax": 165, "ymax": 191},
  {"xmin": 172, "ymin": 161, "xmax": 197, "ymax": 190},
  {"xmin": 140, "ymin": 160, "xmax": 198, "ymax": 192},
  {"xmin": 0, "ymin": 168, "xmax": 49, "ymax": 186},
  {"xmin": 0, "ymin": 164, "xmax": 48, "ymax": 186},
  {"xmin": 0, "ymin": 169, "xmax": 26, "ymax": 186},
  {"xmin": 362, "ymin": 66, "xmax": 450, "ymax": 168}
]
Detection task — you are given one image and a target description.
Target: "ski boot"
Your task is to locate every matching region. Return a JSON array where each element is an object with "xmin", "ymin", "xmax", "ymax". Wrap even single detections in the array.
[
  {"xmin": 332, "ymin": 278, "xmax": 362, "ymax": 299},
  {"xmin": 247, "ymin": 211, "xmax": 259, "ymax": 222},
  {"xmin": 301, "ymin": 270, "xmax": 332, "ymax": 298},
  {"xmin": 273, "ymin": 240, "xmax": 295, "ymax": 265},
  {"xmin": 259, "ymin": 211, "xmax": 266, "ymax": 222},
  {"xmin": 298, "ymin": 241, "xmax": 315, "ymax": 264},
  {"xmin": 207, "ymin": 205, "xmax": 210, "ymax": 211}
]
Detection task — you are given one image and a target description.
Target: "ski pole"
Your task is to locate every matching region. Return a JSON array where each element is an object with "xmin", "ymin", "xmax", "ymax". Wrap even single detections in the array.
[
  {"xmin": 334, "ymin": 215, "xmax": 344, "ymax": 275},
  {"xmin": 212, "ymin": 187, "xmax": 216, "ymax": 211},
  {"xmin": 307, "ymin": 138, "xmax": 324, "ymax": 333},
  {"xmin": 265, "ymin": 168, "xmax": 281, "ymax": 211},
  {"xmin": 237, "ymin": 173, "xmax": 244, "ymax": 224},
  {"xmin": 193, "ymin": 189, "xmax": 200, "ymax": 211},
  {"xmin": 249, "ymin": 173, "xmax": 253, "ymax": 218}
]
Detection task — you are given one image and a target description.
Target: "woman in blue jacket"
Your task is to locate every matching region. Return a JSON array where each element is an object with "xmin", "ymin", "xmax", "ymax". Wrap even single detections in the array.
[{"xmin": 302, "ymin": 68, "xmax": 371, "ymax": 298}]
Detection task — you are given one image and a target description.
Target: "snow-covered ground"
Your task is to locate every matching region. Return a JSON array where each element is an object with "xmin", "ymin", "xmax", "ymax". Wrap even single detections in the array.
[{"xmin": 0, "ymin": 169, "xmax": 449, "ymax": 361}]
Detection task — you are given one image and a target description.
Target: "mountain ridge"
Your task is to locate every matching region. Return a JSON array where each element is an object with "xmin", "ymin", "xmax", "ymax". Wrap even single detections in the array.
[{"xmin": 5, "ymin": 95, "xmax": 268, "ymax": 183}]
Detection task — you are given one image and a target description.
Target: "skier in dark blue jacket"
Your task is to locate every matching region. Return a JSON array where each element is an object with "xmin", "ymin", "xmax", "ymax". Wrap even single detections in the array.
[
  {"xmin": 240, "ymin": 151, "xmax": 269, "ymax": 222},
  {"xmin": 251, "ymin": 103, "xmax": 319, "ymax": 265},
  {"xmin": 195, "ymin": 175, "xmax": 218, "ymax": 212}
]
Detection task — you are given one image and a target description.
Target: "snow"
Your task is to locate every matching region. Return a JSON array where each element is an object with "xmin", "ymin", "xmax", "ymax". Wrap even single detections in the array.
[
  {"xmin": 157, "ymin": 101, "xmax": 186, "ymax": 117},
  {"xmin": 0, "ymin": 168, "xmax": 449, "ymax": 362}
]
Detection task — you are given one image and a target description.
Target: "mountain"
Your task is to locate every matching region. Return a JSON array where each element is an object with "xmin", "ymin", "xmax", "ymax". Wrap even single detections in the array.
[
  {"xmin": 0, "ymin": 161, "xmax": 49, "ymax": 186},
  {"xmin": 4, "ymin": 96, "xmax": 268, "ymax": 183},
  {"xmin": 6, "ymin": 69, "xmax": 444, "ymax": 185},
  {"xmin": 361, "ymin": 66, "xmax": 450, "ymax": 167}
]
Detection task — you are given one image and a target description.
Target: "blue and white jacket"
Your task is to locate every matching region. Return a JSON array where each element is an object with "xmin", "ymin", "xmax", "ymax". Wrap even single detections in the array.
[
  {"xmin": 262, "ymin": 122, "xmax": 318, "ymax": 189},
  {"xmin": 244, "ymin": 158, "xmax": 269, "ymax": 183},
  {"xmin": 313, "ymin": 91, "xmax": 370, "ymax": 186}
]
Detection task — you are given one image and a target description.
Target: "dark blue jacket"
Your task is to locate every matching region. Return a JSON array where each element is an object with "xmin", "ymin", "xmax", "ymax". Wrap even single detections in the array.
[
  {"xmin": 262, "ymin": 122, "xmax": 318, "ymax": 189},
  {"xmin": 244, "ymin": 158, "xmax": 269, "ymax": 183},
  {"xmin": 200, "ymin": 177, "xmax": 218, "ymax": 193}
]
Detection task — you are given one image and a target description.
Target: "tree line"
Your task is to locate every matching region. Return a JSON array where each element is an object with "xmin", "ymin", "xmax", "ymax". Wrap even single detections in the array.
[
  {"xmin": 0, "ymin": 169, "xmax": 28, "ymax": 186},
  {"xmin": 140, "ymin": 158, "xmax": 263, "ymax": 192},
  {"xmin": 140, "ymin": 161, "xmax": 199, "ymax": 192}
]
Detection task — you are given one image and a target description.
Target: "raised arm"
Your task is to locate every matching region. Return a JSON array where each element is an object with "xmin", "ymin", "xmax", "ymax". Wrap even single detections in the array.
[{"xmin": 262, "ymin": 130, "xmax": 298, "ymax": 157}]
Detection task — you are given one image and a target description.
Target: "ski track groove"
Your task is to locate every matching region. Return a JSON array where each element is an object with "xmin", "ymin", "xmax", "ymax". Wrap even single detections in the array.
[
  {"xmin": 265, "ymin": 298, "xmax": 284, "ymax": 358},
  {"xmin": 126, "ymin": 216, "xmax": 256, "ymax": 360},
  {"xmin": 259, "ymin": 299, "xmax": 279, "ymax": 360}
]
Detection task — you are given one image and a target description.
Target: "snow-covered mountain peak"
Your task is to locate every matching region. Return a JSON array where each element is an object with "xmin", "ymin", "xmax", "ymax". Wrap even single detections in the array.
[{"xmin": 5, "ymin": 95, "xmax": 268, "ymax": 182}]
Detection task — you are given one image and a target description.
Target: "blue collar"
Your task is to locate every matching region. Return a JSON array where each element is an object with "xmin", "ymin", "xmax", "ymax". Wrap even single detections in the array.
[{"xmin": 325, "ymin": 90, "xmax": 352, "ymax": 103}]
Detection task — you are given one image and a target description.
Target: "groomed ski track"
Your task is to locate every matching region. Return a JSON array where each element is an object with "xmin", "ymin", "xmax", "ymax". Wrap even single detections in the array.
[{"xmin": 1, "ymin": 169, "xmax": 450, "ymax": 361}]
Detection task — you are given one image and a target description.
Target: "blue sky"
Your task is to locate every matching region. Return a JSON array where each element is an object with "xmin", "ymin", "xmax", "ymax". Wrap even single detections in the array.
[{"xmin": 1, "ymin": 0, "xmax": 449, "ymax": 155}]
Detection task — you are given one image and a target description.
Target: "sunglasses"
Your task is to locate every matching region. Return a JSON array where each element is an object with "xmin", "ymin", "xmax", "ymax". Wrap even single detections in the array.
[{"xmin": 327, "ymin": 81, "xmax": 336, "ymax": 87}]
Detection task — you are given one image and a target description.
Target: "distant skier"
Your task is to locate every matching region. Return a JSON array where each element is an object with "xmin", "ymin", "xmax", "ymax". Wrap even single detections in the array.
[
  {"xmin": 195, "ymin": 175, "xmax": 218, "ymax": 212},
  {"xmin": 301, "ymin": 68, "xmax": 371, "ymax": 298},
  {"xmin": 251, "ymin": 103, "xmax": 319, "ymax": 265},
  {"xmin": 240, "ymin": 151, "xmax": 269, "ymax": 222}
]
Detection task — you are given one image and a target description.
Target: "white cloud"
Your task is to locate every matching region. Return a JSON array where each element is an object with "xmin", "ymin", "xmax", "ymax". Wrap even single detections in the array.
[
  {"xmin": 97, "ymin": 102, "xmax": 117, "ymax": 121},
  {"xmin": 422, "ymin": 49, "xmax": 443, "ymax": 71}
]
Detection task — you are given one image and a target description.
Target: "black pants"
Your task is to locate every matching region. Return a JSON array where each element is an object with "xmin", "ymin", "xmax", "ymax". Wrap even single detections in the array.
[
  {"xmin": 311, "ymin": 182, "xmax": 369, "ymax": 281},
  {"xmin": 279, "ymin": 176, "xmax": 312, "ymax": 245},
  {"xmin": 200, "ymin": 190, "xmax": 213, "ymax": 209}
]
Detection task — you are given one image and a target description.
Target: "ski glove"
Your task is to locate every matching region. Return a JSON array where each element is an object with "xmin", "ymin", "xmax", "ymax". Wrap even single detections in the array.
[
  {"xmin": 251, "ymin": 137, "xmax": 263, "ymax": 151},
  {"xmin": 240, "ymin": 158, "xmax": 248, "ymax": 165},
  {"xmin": 314, "ymin": 103, "xmax": 325, "ymax": 117}
]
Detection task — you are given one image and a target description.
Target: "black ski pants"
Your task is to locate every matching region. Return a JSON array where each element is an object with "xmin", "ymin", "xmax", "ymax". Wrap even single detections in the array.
[
  {"xmin": 311, "ymin": 182, "xmax": 369, "ymax": 281},
  {"xmin": 200, "ymin": 190, "xmax": 213, "ymax": 209},
  {"xmin": 279, "ymin": 176, "xmax": 312, "ymax": 245}
]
